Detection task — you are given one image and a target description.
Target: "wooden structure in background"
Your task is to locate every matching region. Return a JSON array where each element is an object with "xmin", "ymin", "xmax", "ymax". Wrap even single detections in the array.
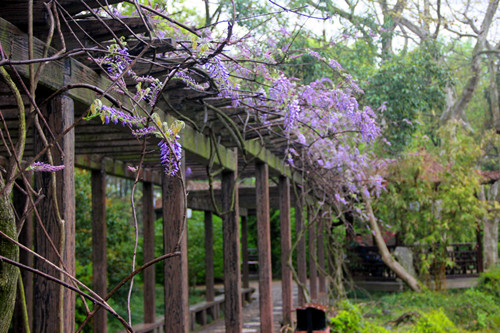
[{"xmin": 0, "ymin": 1, "xmax": 328, "ymax": 332}]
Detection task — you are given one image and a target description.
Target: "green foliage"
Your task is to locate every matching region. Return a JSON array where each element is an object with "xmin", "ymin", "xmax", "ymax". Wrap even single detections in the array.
[
  {"xmin": 187, "ymin": 210, "xmax": 224, "ymax": 285},
  {"xmin": 330, "ymin": 301, "xmax": 389, "ymax": 333},
  {"xmin": 374, "ymin": 123, "xmax": 488, "ymax": 286},
  {"xmin": 476, "ymin": 266, "xmax": 500, "ymax": 300},
  {"xmin": 74, "ymin": 169, "xmax": 138, "ymax": 330},
  {"xmin": 411, "ymin": 309, "xmax": 458, "ymax": 333},
  {"xmin": 365, "ymin": 41, "xmax": 450, "ymax": 153},
  {"xmin": 369, "ymin": 269, "xmax": 500, "ymax": 332}
]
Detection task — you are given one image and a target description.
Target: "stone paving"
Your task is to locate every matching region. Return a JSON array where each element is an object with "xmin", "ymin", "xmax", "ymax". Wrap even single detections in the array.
[{"xmin": 196, "ymin": 280, "xmax": 297, "ymax": 332}]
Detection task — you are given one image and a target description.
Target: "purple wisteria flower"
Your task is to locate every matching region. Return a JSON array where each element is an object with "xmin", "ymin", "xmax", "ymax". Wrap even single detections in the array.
[
  {"xmin": 158, "ymin": 134, "xmax": 182, "ymax": 176},
  {"xmin": 29, "ymin": 161, "xmax": 65, "ymax": 172},
  {"xmin": 132, "ymin": 126, "xmax": 156, "ymax": 137},
  {"xmin": 204, "ymin": 56, "xmax": 240, "ymax": 106},
  {"xmin": 98, "ymin": 105, "xmax": 145, "ymax": 127}
]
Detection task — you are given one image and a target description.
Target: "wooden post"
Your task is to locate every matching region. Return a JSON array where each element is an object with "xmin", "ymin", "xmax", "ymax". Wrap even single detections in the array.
[
  {"xmin": 255, "ymin": 162, "xmax": 273, "ymax": 332},
  {"xmin": 33, "ymin": 95, "xmax": 75, "ymax": 333},
  {"xmin": 221, "ymin": 152, "xmax": 242, "ymax": 333},
  {"xmin": 295, "ymin": 187, "xmax": 307, "ymax": 306},
  {"xmin": 241, "ymin": 215, "xmax": 250, "ymax": 292},
  {"xmin": 317, "ymin": 214, "xmax": 326, "ymax": 294},
  {"xmin": 279, "ymin": 176, "xmax": 292, "ymax": 326},
  {"xmin": 143, "ymin": 181, "xmax": 155, "ymax": 324},
  {"xmin": 308, "ymin": 206, "xmax": 318, "ymax": 301},
  {"xmin": 92, "ymin": 168, "xmax": 107, "ymax": 333},
  {"xmin": 204, "ymin": 211, "xmax": 215, "ymax": 305},
  {"xmin": 13, "ymin": 176, "xmax": 33, "ymax": 333},
  {"xmin": 163, "ymin": 165, "xmax": 188, "ymax": 332}
]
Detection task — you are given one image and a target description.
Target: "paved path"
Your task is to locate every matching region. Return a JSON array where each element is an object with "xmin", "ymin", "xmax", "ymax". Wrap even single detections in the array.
[{"xmin": 197, "ymin": 281, "xmax": 296, "ymax": 332}]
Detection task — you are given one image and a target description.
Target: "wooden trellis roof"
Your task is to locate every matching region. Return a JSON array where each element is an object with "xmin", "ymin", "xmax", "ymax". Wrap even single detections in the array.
[{"xmin": 0, "ymin": 0, "xmax": 303, "ymax": 190}]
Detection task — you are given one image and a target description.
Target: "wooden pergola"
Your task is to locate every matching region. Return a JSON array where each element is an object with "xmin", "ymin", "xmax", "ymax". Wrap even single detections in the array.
[{"xmin": 0, "ymin": 1, "xmax": 329, "ymax": 333}]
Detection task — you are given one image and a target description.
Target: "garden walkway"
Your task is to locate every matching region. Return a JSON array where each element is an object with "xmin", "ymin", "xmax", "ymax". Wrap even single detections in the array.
[{"xmin": 197, "ymin": 280, "xmax": 294, "ymax": 332}]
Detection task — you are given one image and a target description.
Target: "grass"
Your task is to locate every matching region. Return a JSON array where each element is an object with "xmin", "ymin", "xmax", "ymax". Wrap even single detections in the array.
[{"xmin": 333, "ymin": 266, "xmax": 500, "ymax": 333}]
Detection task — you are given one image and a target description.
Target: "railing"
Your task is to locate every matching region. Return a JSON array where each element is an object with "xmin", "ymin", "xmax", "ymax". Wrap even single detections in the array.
[
  {"xmin": 347, "ymin": 243, "xmax": 481, "ymax": 281},
  {"xmin": 118, "ymin": 287, "xmax": 255, "ymax": 333},
  {"xmin": 445, "ymin": 243, "xmax": 481, "ymax": 277}
]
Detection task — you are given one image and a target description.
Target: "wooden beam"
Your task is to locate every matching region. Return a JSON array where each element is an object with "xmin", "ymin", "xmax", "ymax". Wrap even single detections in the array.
[
  {"xmin": 60, "ymin": 17, "xmax": 151, "ymax": 50},
  {"xmin": 162, "ymin": 168, "xmax": 189, "ymax": 332},
  {"xmin": 279, "ymin": 176, "xmax": 292, "ymax": 327},
  {"xmin": 33, "ymin": 94, "xmax": 75, "ymax": 333},
  {"xmin": 1, "ymin": 0, "xmax": 126, "ymax": 26},
  {"xmin": 91, "ymin": 168, "xmax": 107, "ymax": 333},
  {"xmin": 244, "ymin": 139, "xmax": 301, "ymax": 183},
  {"xmin": 143, "ymin": 181, "xmax": 155, "ymax": 324},
  {"xmin": 295, "ymin": 187, "xmax": 307, "ymax": 306},
  {"xmin": 308, "ymin": 206, "xmax": 318, "ymax": 301},
  {"xmin": 0, "ymin": 17, "xmax": 237, "ymax": 172},
  {"xmin": 76, "ymin": 155, "xmax": 163, "ymax": 185},
  {"xmin": 221, "ymin": 151, "xmax": 242, "ymax": 333},
  {"xmin": 255, "ymin": 162, "xmax": 273, "ymax": 333}
]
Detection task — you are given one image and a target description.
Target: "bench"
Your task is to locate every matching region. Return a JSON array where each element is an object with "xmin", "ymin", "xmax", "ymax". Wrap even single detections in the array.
[{"xmin": 119, "ymin": 287, "xmax": 255, "ymax": 333}]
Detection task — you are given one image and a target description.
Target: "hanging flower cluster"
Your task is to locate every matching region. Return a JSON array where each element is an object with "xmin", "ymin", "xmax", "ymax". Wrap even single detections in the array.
[
  {"xmin": 95, "ymin": 42, "xmax": 163, "ymax": 106},
  {"xmin": 28, "ymin": 161, "xmax": 65, "ymax": 172},
  {"xmin": 204, "ymin": 55, "xmax": 240, "ymax": 107},
  {"xmin": 89, "ymin": 42, "xmax": 185, "ymax": 176}
]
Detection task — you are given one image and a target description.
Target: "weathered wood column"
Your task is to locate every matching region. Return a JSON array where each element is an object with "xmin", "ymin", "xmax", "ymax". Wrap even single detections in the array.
[
  {"xmin": 163, "ymin": 164, "xmax": 188, "ymax": 332},
  {"xmin": 33, "ymin": 94, "xmax": 75, "ymax": 333},
  {"xmin": 256, "ymin": 162, "xmax": 274, "ymax": 332},
  {"xmin": 143, "ymin": 181, "xmax": 155, "ymax": 324},
  {"xmin": 13, "ymin": 176, "xmax": 33, "ymax": 333},
  {"xmin": 308, "ymin": 206, "xmax": 318, "ymax": 301},
  {"xmin": 241, "ymin": 214, "xmax": 250, "ymax": 294},
  {"xmin": 221, "ymin": 151, "xmax": 242, "ymax": 333},
  {"xmin": 279, "ymin": 176, "xmax": 292, "ymax": 326},
  {"xmin": 295, "ymin": 187, "xmax": 307, "ymax": 306},
  {"xmin": 317, "ymin": 214, "xmax": 326, "ymax": 294},
  {"xmin": 204, "ymin": 210, "xmax": 215, "ymax": 316},
  {"xmin": 92, "ymin": 168, "xmax": 107, "ymax": 333}
]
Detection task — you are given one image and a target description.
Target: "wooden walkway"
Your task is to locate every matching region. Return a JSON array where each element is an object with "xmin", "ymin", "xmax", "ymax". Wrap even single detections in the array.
[{"xmin": 197, "ymin": 281, "xmax": 293, "ymax": 332}]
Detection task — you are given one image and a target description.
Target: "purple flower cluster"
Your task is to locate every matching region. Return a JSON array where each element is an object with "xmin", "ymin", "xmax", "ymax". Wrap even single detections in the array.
[
  {"xmin": 269, "ymin": 74, "xmax": 301, "ymax": 132},
  {"xmin": 173, "ymin": 70, "xmax": 206, "ymax": 91},
  {"xmin": 158, "ymin": 133, "xmax": 182, "ymax": 176},
  {"xmin": 29, "ymin": 161, "xmax": 65, "ymax": 172},
  {"xmin": 134, "ymin": 76, "xmax": 163, "ymax": 106},
  {"xmin": 95, "ymin": 45, "xmax": 134, "ymax": 90},
  {"xmin": 132, "ymin": 126, "xmax": 156, "ymax": 137},
  {"xmin": 98, "ymin": 105, "xmax": 145, "ymax": 127},
  {"xmin": 204, "ymin": 56, "xmax": 240, "ymax": 106}
]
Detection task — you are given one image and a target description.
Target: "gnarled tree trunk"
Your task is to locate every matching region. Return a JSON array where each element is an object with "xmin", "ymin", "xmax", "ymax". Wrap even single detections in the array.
[
  {"xmin": 0, "ymin": 174, "xmax": 19, "ymax": 333},
  {"xmin": 362, "ymin": 189, "xmax": 423, "ymax": 292}
]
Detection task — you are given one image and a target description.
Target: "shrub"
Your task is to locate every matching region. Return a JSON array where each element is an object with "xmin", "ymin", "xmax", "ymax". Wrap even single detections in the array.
[
  {"xmin": 476, "ymin": 265, "xmax": 500, "ymax": 299},
  {"xmin": 330, "ymin": 301, "xmax": 389, "ymax": 333},
  {"xmin": 411, "ymin": 309, "xmax": 458, "ymax": 333}
]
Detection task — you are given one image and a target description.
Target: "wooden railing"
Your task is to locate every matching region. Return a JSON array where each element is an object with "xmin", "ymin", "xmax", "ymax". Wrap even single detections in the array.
[{"xmin": 118, "ymin": 287, "xmax": 255, "ymax": 333}]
